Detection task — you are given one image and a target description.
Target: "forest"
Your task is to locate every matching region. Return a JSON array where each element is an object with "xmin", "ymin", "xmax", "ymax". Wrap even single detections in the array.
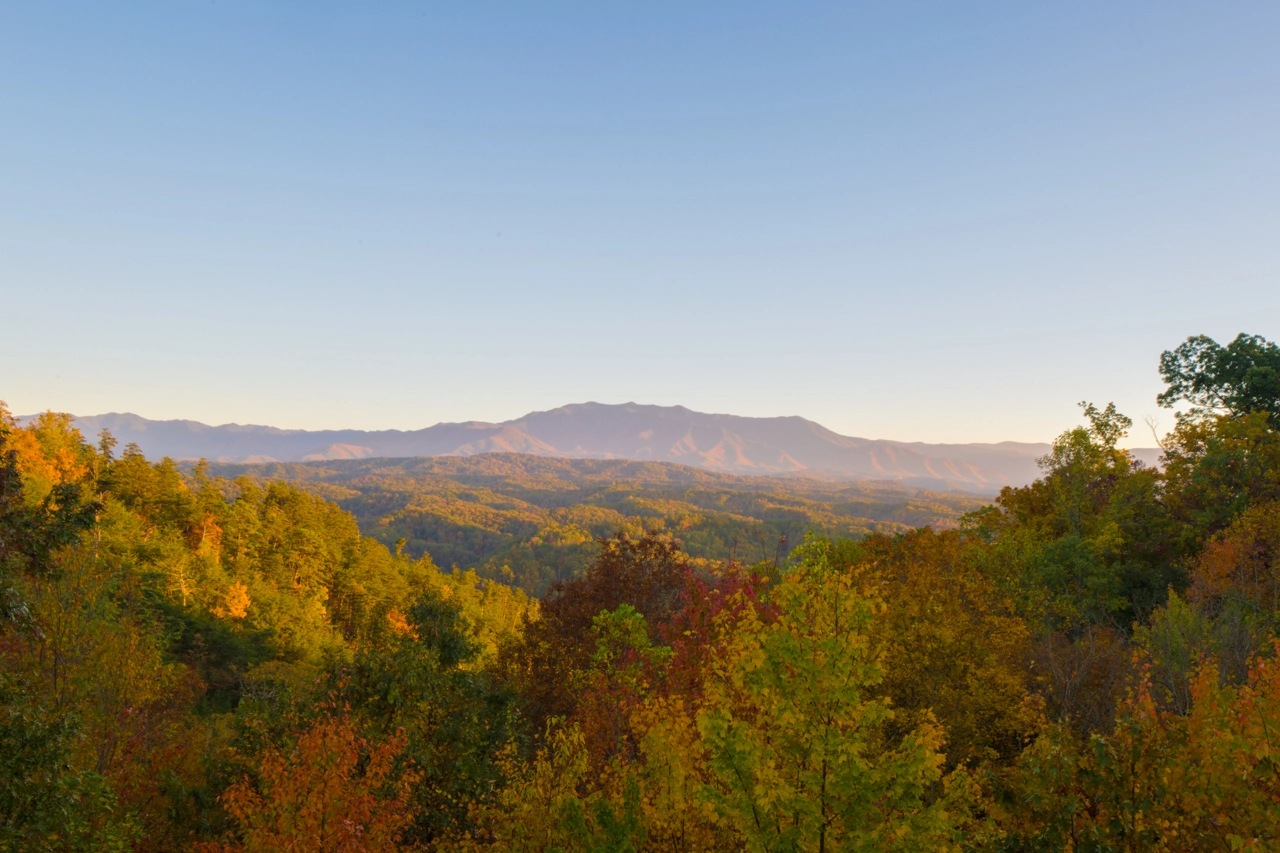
[
  {"xmin": 200, "ymin": 455, "xmax": 984, "ymax": 596},
  {"xmin": 2, "ymin": 331, "xmax": 1280, "ymax": 852}
]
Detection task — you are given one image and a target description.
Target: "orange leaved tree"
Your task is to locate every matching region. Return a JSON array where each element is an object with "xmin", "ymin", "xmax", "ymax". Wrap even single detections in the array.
[
  {"xmin": 204, "ymin": 712, "xmax": 418, "ymax": 853},
  {"xmin": 1004, "ymin": 644, "xmax": 1280, "ymax": 850}
]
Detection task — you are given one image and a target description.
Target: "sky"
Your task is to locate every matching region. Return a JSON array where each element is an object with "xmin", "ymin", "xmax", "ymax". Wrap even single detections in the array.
[{"xmin": 2, "ymin": 2, "xmax": 1278, "ymax": 444}]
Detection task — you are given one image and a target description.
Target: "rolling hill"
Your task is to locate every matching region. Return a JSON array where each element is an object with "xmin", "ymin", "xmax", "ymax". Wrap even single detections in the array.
[{"xmin": 203, "ymin": 453, "xmax": 988, "ymax": 595}]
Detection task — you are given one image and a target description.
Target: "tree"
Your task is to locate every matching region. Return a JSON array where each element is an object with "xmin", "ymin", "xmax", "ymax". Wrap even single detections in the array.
[
  {"xmin": 990, "ymin": 402, "xmax": 1177, "ymax": 631},
  {"xmin": 0, "ymin": 673, "xmax": 140, "ymax": 853},
  {"xmin": 694, "ymin": 535, "xmax": 969, "ymax": 852},
  {"xmin": 1158, "ymin": 332, "xmax": 1280, "ymax": 423},
  {"xmin": 1002, "ymin": 647, "xmax": 1280, "ymax": 850},
  {"xmin": 1180, "ymin": 500, "xmax": 1280, "ymax": 684},
  {"xmin": 446, "ymin": 721, "xmax": 647, "ymax": 853},
  {"xmin": 0, "ymin": 403, "xmax": 99, "ymax": 627},
  {"xmin": 575, "ymin": 604, "xmax": 673, "ymax": 768},
  {"xmin": 627, "ymin": 695, "xmax": 730, "ymax": 853},
  {"xmin": 830, "ymin": 529, "xmax": 1033, "ymax": 768},
  {"xmin": 203, "ymin": 711, "xmax": 418, "ymax": 853},
  {"xmin": 0, "ymin": 405, "xmax": 141, "ymax": 851},
  {"xmin": 344, "ymin": 591, "xmax": 516, "ymax": 844},
  {"xmin": 501, "ymin": 532, "xmax": 689, "ymax": 732},
  {"xmin": 1161, "ymin": 411, "xmax": 1280, "ymax": 547},
  {"xmin": 1133, "ymin": 590, "xmax": 1215, "ymax": 715}
]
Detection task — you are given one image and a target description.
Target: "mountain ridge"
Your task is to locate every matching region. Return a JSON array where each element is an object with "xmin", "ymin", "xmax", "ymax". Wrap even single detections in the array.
[{"xmin": 22, "ymin": 402, "xmax": 1161, "ymax": 493}]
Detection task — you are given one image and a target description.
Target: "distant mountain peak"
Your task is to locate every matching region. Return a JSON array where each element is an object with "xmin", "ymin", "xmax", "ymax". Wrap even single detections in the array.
[
  {"xmin": 22, "ymin": 403, "xmax": 1011, "ymax": 492},
  {"xmin": 18, "ymin": 402, "xmax": 1162, "ymax": 493}
]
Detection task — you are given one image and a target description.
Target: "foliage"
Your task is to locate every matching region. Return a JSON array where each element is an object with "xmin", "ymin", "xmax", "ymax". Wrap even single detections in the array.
[
  {"xmin": 1184, "ymin": 499, "xmax": 1280, "ymax": 683},
  {"xmin": 201, "ymin": 709, "xmax": 419, "ymax": 853},
  {"xmin": 1161, "ymin": 412, "xmax": 1280, "ymax": 547},
  {"xmin": 415, "ymin": 567, "xmax": 535, "ymax": 667},
  {"xmin": 4, "ymin": 331, "xmax": 1280, "ymax": 851},
  {"xmin": 693, "ymin": 535, "xmax": 970, "ymax": 852},
  {"xmin": 1133, "ymin": 590, "xmax": 1214, "ymax": 715},
  {"xmin": 344, "ymin": 591, "xmax": 517, "ymax": 844},
  {"xmin": 446, "ymin": 721, "xmax": 646, "ymax": 853},
  {"xmin": 500, "ymin": 532, "xmax": 689, "ymax": 733},
  {"xmin": 1002, "ymin": 647, "xmax": 1280, "ymax": 851},
  {"xmin": 0, "ymin": 674, "xmax": 141, "ymax": 853},
  {"xmin": 0, "ymin": 402, "xmax": 530, "ymax": 850},
  {"xmin": 830, "ymin": 529, "xmax": 1034, "ymax": 768},
  {"xmin": 580, "ymin": 605, "xmax": 674, "ymax": 760},
  {"xmin": 0, "ymin": 405, "xmax": 99, "ymax": 631},
  {"xmin": 990, "ymin": 402, "xmax": 1178, "ymax": 631},
  {"xmin": 1158, "ymin": 332, "xmax": 1280, "ymax": 423}
]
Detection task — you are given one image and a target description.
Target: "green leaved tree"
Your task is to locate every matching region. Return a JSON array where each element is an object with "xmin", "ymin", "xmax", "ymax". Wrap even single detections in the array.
[{"xmin": 695, "ymin": 535, "xmax": 974, "ymax": 853}]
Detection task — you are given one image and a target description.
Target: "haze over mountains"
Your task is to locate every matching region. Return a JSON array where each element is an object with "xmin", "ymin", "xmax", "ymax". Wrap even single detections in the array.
[{"xmin": 39, "ymin": 403, "xmax": 1161, "ymax": 493}]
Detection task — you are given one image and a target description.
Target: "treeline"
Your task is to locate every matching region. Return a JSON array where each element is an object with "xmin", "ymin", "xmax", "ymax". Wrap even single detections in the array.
[{"xmin": 1, "ymin": 331, "xmax": 1279, "ymax": 851}]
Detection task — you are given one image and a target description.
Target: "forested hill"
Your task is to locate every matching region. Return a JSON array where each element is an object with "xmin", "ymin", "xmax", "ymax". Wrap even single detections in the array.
[
  {"xmin": 43, "ymin": 402, "xmax": 1162, "ymax": 492},
  {"xmin": 204, "ymin": 453, "xmax": 985, "ymax": 595}
]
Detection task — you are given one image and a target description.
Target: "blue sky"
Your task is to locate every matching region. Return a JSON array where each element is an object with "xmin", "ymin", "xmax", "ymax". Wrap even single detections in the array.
[{"xmin": 3, "ymin": 2, "xmax": 1277, "ymax": 443}]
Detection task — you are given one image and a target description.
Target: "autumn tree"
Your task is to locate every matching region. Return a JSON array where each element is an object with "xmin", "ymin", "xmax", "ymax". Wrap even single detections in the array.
[
  {"xmin": 1161, "ymin": 411, "xmax": 1280, "ymax": 547},
  {"xmin": 445, "ymin": 721, "xmax": 646, "ymax": 853},
  {"xmin": 693, "ymin": 535, "xmax": 973, "ymax": 852},
  {"xmin": 0, "ymin": 404, "xmax": 99, "ymax": 627},
  {"xmin": 205, "ymin": 710, "xmax": 418, "ymax": 853},
  {"xmin": 1003, "ymin": 646, "xmax": 1280, "ymax": 850},
  {"xmin": 574, "ymin": 603, "xmax": 673, "ymax": 768},
  {"xmin": 993, "ymin": 402, "xmax": 1177, "ymax": 630},
  {"xmin": 502, "ymin": 532, "xmax": 689, "ymax": 732},
  {"xmin": 975, "ymin": 403, "xmax": 1175, "ymax": 734},
  {"xmin": 829, "ymin": 529, "xmax": 1033, "ymax": 768},
  {"xmin": 343, "ymin": 591, "xmax": 516, "ymax": 844},
  {"xmin": 0, "ymin": 405, "xmax": 149, "ymax": 851},
  {"xmin": 1181, "ymin": 500, "xmax": 1280, "ymax": 683}
]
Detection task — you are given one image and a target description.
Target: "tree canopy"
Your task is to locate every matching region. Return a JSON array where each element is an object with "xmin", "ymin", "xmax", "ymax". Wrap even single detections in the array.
[
  {"xmin": 5, "ymin": 332, "xmax": 1280, "ymax": 851},
  {"xmin": 1158, "ymin": 332, "xmax": 1280, "ymax": 422}
]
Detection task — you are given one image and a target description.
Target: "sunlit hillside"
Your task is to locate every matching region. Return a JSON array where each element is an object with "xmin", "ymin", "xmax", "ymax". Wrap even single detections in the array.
[{"xmin": 204, "ymin": 453, "xmax": 985, "ymax": 595}]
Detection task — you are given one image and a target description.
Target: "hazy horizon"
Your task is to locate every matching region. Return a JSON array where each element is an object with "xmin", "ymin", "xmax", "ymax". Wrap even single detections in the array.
[{"xmin": 12, "ymin": 400, "xmax": 1164, "ymax": 452}]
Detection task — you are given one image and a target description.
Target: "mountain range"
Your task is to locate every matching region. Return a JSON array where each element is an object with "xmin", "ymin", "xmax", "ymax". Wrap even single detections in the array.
[{"xmin": 30, "ymin": 403, "xmax": 1162, "ymax": 494}]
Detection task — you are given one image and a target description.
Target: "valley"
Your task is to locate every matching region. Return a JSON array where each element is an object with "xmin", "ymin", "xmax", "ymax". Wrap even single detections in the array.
[{"xmin": 203, "ymin": 453, "xmax": 985, "ymax": 595}]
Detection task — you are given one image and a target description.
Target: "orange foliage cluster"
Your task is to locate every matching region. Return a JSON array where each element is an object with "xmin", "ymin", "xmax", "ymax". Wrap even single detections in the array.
[{"xmin": 202, "ymin": 712, "xmax": 419, "ymax": 853}]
